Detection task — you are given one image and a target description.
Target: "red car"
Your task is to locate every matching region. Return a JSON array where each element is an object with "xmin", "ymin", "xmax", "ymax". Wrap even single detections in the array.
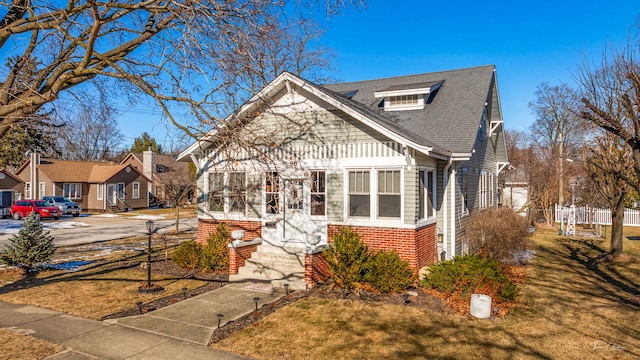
[{"xmin": 11, "ymin": 200, "xmax": 61, "ymax": 220}]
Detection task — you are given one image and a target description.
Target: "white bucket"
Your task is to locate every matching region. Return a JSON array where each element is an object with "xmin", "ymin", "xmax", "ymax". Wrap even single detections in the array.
[{"xmin": 470, "ymin": 294, "xmax": 492, "ymax": 319}]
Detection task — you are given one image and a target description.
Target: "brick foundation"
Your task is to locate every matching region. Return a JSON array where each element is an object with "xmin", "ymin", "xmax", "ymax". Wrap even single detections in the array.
[
  {"xmin": 304, "ymin": 251, "xmax": 331, "ymax": 285},
  {"xmin": 327, "ymin": 223, "xmax": 437, "ymax": 271},
  {"xmin": 197, "ymin": 218, "xmax": 262, "ymax": 244},
  {"xmin": 229, "ymin": 243, "xmax": 259, "ymax": 275}
]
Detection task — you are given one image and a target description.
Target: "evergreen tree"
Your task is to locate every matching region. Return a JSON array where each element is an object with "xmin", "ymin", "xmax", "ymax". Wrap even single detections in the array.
[
  {"xmin": 0, "ymin": 213, "xmax": 56, "ymax": 274},
  {"xmin": 130, "ymin": 132, "xmax": 163, "ymax": 154}
]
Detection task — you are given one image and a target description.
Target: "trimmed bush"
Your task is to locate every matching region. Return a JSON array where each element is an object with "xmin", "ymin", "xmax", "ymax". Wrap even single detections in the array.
[
  {"xmin": 0, "ymin": 212, "xmax": 56, "ymax": 274},
  {"xmin": 466, "ymin": 207, "xmax": 532, "ymax": 264},
  {"xmin": 200, "ymin": 223, "xmax": 230, "ymax": 271},
  {"xmin": 323, "ymin": 227, "xmax": 371, "ymax": 290},
  {"xmin": 172, "ymin": 241, "xmax": 201, "ymax": 269},
  {"xmin": 421, "ymin": 254, "xmax": 518, "ymax": 301},
  {"xmin": 366, "ymin": 249, "xmax": 416, "ymax": 293}
]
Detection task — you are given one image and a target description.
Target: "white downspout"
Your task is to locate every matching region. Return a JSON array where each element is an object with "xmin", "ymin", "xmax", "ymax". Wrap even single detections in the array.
[
  {"xmin": 450, "ymin": 164, "xmax": 457, "ymax": 259},
  {"xmin": 443, "ymin": 157, "xmax": 453, "ymax": 260}
]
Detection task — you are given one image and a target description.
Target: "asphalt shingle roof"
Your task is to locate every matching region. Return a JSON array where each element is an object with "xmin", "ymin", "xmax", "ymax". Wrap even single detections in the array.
[{"xmin": 321, "ymin": 65, "xmax": 495, "ymax": 154}]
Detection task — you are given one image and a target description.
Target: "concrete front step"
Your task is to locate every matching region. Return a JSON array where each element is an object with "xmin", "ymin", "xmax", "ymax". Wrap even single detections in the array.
[
  {"xmin": 229, "ymin": 273, "xmax": 306, "ymax": 290},
  {"xmin": 249, "ymin": 251, "xmax": 305, "ymax": 264},
  {"xmin": 236, "ymin": 263, "xmax": 304, "ymax": 280}
]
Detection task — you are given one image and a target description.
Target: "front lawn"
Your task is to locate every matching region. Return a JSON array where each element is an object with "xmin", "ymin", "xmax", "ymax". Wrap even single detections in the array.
[{"xmin": 214, "ymin": 227, "xmax": 640, "ymax": 359}]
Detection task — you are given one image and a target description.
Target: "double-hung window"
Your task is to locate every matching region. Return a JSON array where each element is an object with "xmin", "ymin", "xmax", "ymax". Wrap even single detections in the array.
[
  {"xmin": 419, "ymin": 170, "xmax": 435, "ymax": 220},
  {"xmin": 117, "ymin": 183, "xmax": 125, "ymax": 199},
  {"xmin": 132, "ymin": 182, "xmax": 140, "ymax": 199},
  {"xmin": 97, "ymin": 184, "xmax": 104, "ymax": 200},
  {"xmin": 39, "ymin": 182, "xmax": 45, "ymax": 199},
  {"xmin": 64, "ymin": 183, "xmax": 82, "ymax": 199},
  {"xmin": 348, "ymin": 170, "xmax": 370, "ymax": 217},
  {"xmin": 25, "ymin": 182, "xmax": 31, "ymax": 199},
  {"xmin": 378, "ymin": 170, "xmax": 401, "ymax": 218},
  {"xmin": 228, "ymin": 172, "xmax": 246, "ymax": 213},
  {"xmin": 310, "ymin": 171, "xmax": 326, "ymax": 216},
  {"xmin": 479, "ymin": 172, "xmax": 487, "ymax": 209},
  {"xmin": 208, "ymin": 171, "xmax": 246, "ymax": 214}
]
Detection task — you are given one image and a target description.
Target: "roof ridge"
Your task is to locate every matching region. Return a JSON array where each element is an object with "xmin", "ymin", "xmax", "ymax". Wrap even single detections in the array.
[{"xmin": 323, "ymin": 64, "xmax": 495, "ymax": 87}]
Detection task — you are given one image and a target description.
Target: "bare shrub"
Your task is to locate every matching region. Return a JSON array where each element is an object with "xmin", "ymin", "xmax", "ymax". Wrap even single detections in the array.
[{"xmin": 466, "ymin": 207, "xmax": 532, "ymax": 263}]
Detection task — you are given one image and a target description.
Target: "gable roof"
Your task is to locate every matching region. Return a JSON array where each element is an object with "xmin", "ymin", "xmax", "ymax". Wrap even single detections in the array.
[
  {"xmin": 0, "ymin": 169, "xmax": 23, "ymax": 183},
  {"xmin": 179, "ymin": 65, "xmax": 501, "ymax": 160},
  {"xmin": 123, "ymin": 152, "xmax": 191, "ymax": 174},
  {"xmin": 16, "ymin": 158, "xmax": 150, "ymax": 183}
]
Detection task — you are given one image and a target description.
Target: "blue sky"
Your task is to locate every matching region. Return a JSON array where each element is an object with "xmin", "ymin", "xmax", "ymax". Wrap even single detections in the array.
[{"xmin": 119, "ymin": 0, "xmax": 639, "ymax": 149}]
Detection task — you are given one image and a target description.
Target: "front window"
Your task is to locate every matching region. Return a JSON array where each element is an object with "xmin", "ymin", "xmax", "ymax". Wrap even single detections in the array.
[
  {"xmin": 348, "ymin": 170, "xmax": 370, "ymax": 217},
  {"xmin": 208, "ymin": 171, "xmax": 246, "ymax": 214},
  {"xmin": 39, "ymin": 182, "xmax": 45, "ymax": 199},
  {"xmin": 461, "ymin": 168, "xmax": 469, "ymax": 213},
  {"xmin": 265, "ymin": 172, "xmax": 280, "ymax": 214},
  {"xmin": 377, "ymin": 170, "xmax": 401, "ymax": 218},
  {"xmin": 208, "ymin": 172, "xmax": 224, "ymax": 212},
  {"xmin": 25, "ymin": 182, "xmax": 31, "ymax": 199},
  {"xmin": 310, "ymin": 171, "xmax": 326, "ymax": 216},
  {"xmin": 228, "ymin": 172, "xmax": 246, "ymax": 213},
  {"xmin": 132, "ymin": 182, "xmax": 140, "ymax": 199},
  {"xmin": 63, "ymin": 183, "xmax": 82, "ymax": 199},
  {"xmin": 97, "ymin": 184, "xmax": 104, "ymax": 200}
]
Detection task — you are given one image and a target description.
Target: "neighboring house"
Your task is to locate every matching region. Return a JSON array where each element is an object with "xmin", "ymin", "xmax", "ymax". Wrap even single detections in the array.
[
  {"xmin": 14, "ymin": 153, "xmax": 151, "ymax": 212},
  {"xmin": 0, "ymin": 169, "xmax": 23, "ymax": 217},
  {"xmin": 121, "ymin": 151, "xmax": 194, "ymax": 204},
  {"xmin": 178, "ymin": 65, "xmax": 508, "ymax": 289},
  {"xmin": 501, "ymin": 166, "xmax": 529, "ymax": 216}
]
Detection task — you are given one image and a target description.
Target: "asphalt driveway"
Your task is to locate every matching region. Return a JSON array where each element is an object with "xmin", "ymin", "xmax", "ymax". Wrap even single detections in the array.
[{"xmin": 0, "ymin": 213, "xmax": 198, "ymax": 248}]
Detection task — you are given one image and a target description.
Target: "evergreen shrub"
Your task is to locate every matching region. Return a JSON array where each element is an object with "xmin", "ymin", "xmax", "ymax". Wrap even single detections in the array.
[{"xmin": 0, "ymin": 212, "xmax": 56, "ymax": 273}]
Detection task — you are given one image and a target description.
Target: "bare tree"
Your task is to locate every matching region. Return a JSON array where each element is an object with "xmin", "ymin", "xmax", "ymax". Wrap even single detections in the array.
[
  {"xmin": 54, "ymin": 96, "xmax": 122, "ymax": 161},
  {"xmin": 156, "ymin": 156, "xmax": 196, "ymax": 234},
  {"xmin": 528, "ymin": 82, "xmax": 585, "ymax": 208},
  {"xmin": 0, "ymin": 1, "xmax": 365, "ymax": 140},
  {"xmin": 584, "ymin": 134, "xmax": 631, "ymax": 257}
]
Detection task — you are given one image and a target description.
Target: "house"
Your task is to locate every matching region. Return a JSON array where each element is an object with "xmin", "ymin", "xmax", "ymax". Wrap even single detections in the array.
[
  {"xmin": 0, "ymin": 169, "xmax": 23, "ymax": 217},
  {"xmin": 14, "ymin": 153, "xmax": 152, "ymax": 212},
  {"xmin": 120, "ymin": 151, "xmax": 194, "ymax": 204},
  {"xmin": 501, "ymin": 166, "xmax": 529, "ymax": 216},
  {"xmin": 178, "ymin": 65, "xmax": 508, "ymax": 289}
]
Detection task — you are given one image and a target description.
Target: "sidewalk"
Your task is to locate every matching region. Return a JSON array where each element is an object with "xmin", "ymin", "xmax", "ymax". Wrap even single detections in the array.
[{"xmin": 0, "ymin": 281, "xmax": 285, "ymax": 359}]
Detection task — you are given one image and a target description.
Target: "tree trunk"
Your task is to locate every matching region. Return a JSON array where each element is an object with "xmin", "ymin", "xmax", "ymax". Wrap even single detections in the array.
[
  {"xmin": 175, "ymin": 205, "xmax": 180, "ymax": 234},
  {"xmin": 610, "ymin": 196, "xmax": 625, "ymax": 258}
]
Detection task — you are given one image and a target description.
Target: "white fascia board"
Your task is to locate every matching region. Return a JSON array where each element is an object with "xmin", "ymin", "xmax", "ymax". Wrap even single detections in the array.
[
  {"xmin": 450, "ymin": 153, "xmax": 472, "ymax": 161},
  {"xmin": 374, "ymin": 87, "xmax": 431, "ymax": 98}
]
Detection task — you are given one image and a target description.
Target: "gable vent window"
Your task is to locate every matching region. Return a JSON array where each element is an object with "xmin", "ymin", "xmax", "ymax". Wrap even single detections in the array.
[
  {"xmin": 389, "ymin": 94, "xmax": 420, "ymax": 106},
  {"xmin": 374, "ymin": 80, "xmax": 443, "ymax": 112}
]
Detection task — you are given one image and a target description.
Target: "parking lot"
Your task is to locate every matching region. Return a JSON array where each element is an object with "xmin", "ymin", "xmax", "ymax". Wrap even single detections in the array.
[{"xmin": 0, "ymin": 213, "xmax": 198, "ymax": 248}]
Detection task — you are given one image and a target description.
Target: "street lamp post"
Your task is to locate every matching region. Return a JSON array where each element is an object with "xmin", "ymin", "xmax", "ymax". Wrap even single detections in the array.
[{"xmin": 138, "ymin": 220, "xmax": 163, "ymax": 293}]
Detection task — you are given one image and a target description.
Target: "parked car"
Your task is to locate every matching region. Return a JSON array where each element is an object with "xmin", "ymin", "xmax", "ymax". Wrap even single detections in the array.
[
  {"xmin": 11, "ymin": 200, "xmax": 61, "ymax": 220},
  {"xmin": 42, "ymin": 196, "xmax": 82, "ymax": 217}
]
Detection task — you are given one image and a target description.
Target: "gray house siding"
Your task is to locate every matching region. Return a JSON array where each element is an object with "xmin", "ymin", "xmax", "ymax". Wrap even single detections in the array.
[{"xmin": 327, "ymin": 172, "xmax": 344, "ymax": 222}]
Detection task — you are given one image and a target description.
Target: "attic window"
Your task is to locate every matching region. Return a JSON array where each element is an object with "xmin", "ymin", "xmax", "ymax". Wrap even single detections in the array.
[{"xmin": 374, "ymin": 80, "xmax": 443, "ymax": 111}]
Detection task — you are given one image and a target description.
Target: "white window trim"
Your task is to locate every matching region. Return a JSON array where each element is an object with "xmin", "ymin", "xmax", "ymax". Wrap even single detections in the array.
[
  {"xmin": 345, "ymin": 167, "xmax": 404, "ymax": 224},
  {"xmin": 97, "ymin": 183, "xmax": 104, "ymax": 201},
  {"xmin": 117, "ymin": 182, "xmax": 125, "ymax": 199},
  {"xmin": 39, "ymin": 182, "xmax": 45, "ymax": 199},
  {"xmin": 25, "ymin": 182, "xmax": 31, "ymax": 199},
  {"xmin": 63, "ymin": 183, "xmax": 82, "ymax": 200},
  {"xmin": 418, "ymin": 168, "xmax": 437, "ymax": 222},
  {"xmin": 310, "ymin": 170, "xmax": 327, "ymax": 218},
  {"xmin": 132, "ymin": 182, "xmax": 140, "ymax": 199},
  {"xmin": 206, "ymin": 171, "xmax": 247, "ymax": 216},
  {"xmin": 479, "ymin": 172, "xmax": 487, "ymax": 209}
]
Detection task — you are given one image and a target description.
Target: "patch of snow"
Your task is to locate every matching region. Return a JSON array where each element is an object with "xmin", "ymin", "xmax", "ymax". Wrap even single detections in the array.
[
  {"xmin": 512, "ymin": 249, "xmax": 537, "ymax": 264},
  {"xmin": 0, "ymin": 219, "xmax": 24, "ymax": 234},
  {"xmin": 43, "ymin": 221, "xmax": 90, "ymax": 230},
  {"xmin": 129, "ymin": 214, "xmax": 166, "ymax": 220},
  {"xmin": 95, "ymin": 214, "xmax": 120, "ymax": 218}
]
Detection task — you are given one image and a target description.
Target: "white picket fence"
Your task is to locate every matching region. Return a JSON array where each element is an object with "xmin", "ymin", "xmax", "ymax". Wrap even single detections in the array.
[{"xmin": 554, "ymin": 204, "xmax": 640, "ymax": 227}]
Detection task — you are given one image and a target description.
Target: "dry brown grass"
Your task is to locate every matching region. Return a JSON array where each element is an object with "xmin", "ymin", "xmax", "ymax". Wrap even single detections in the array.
[
  {"xmin": 215, "ymin": 227, "xmax": 640, "ymax": 359},
  {"xmin": 0, "ymin": 328, "xmax": 63, "ymax": 360},
  {"xmin": 0, "ymin": 238, "xmax": 206, "ymax": 320}
]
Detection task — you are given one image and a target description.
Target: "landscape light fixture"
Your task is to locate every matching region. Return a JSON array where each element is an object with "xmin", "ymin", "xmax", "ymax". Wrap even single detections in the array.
[
  {"xmin": 217, "ymin": 313, "xmax": 224, "ymax": 328},
  {"xmin": 182, "ymin": 287, "xmax": 188, "ymax": 300},
  {"xmin": 403, "ymin": 293, "xmax": 410, "ymax": 306},
  {"xmin": 283, "ymin": 283, "xmax": 290, "ymax": 296},
  {"xmin": 136, "ymin": 301, "xmax": 143, "ymax": 314},
  {"xmin": 254, "ymin": 297, "xmax": 260, "ymax": 310},
  {"xmin": 138, "ymin": 220, "xmax": 163, "ymax": 293}
]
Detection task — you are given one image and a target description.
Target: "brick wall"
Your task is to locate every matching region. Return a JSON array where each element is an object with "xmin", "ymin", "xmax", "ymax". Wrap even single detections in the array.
[
  {"xmin": 197, "ymin": 219, "xmax": 262, "ymax": 244},
  {"xmin": 304, "ymin": 251, "xmax": 331, "ymax": 285},
  {"xmin": 229, "ymin": 243, "xmax": 258, "ymax": 275},
  {"xmin": 327, "ymin": 223, "xmax": 437, "ymax": 271}
]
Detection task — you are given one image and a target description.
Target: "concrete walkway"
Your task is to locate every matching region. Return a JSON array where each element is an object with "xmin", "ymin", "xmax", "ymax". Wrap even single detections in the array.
[{"xmin": 0, "ymin": 281, "xmax": 286, "ymax": 359}]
